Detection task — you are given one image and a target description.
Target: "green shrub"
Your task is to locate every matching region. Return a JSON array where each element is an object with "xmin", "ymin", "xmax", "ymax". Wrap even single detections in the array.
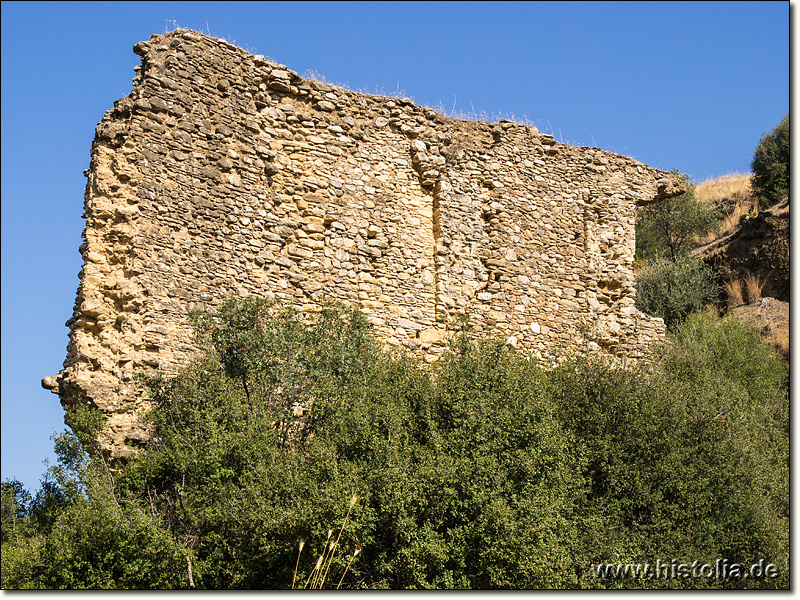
[
  {"xmin": 124, "ymin": 312, "xmax": 585, "ymax": 589},
  {"xmin": 1, "ymin": 431, "xmax": 185, "ymax": 589},
  {"xmin": 751, "ymin": 112, "xmax": 789, "ymax": 208},
  {"xmin": 551, "ymin": 312, "xmax": 788, "ymax": 589},
  {"xmin": 651, "ymin": 313, "xmax": 789, "ymax": 587},
  {"xmin": 635, "ymin": 256, "xmax": 718, "ymax": 329}
]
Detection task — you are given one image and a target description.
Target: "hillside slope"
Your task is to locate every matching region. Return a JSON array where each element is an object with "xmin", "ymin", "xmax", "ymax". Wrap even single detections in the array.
[{"xmin": 694, "ymin": 196, "xmax": 789, "ymax": 302}]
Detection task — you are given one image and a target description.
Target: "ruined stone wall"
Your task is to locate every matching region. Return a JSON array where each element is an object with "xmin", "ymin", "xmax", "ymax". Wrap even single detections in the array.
[{"xmin": 44, "ymin": 30, "xmax": 684, "ymax": 456}]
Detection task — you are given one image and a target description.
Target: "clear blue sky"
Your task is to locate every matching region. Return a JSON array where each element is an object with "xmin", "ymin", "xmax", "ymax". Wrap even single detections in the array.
[{"xmin": 1, "ymin": 1, "xmax": 790, "ymax": 492}]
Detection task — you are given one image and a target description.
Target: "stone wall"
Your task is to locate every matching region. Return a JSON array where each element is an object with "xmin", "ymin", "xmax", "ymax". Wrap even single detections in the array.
[{"xmin": 43, "ymin": 30, "xmax": 684, "ymax": 457}]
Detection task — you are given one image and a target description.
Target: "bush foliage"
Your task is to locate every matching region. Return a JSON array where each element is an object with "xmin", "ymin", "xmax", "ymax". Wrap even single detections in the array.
[
  {"xmin": 751, "ymin": 112, "xmax": 789, "ymax": 208},
  {"xmin": 634, "ymin": 256, "xmax": 719, "ymax": 329},
  {"xmin": 2, "ymin": 299, "xmax": 788, "ymax": 589},
  {"xmin": 634, "ymin": 172, "xmax": 721, "ymax": 329}
]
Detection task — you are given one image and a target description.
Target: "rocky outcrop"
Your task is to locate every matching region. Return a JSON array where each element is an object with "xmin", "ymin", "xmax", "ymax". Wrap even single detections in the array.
[
  {"xmin": 696, "ymin": 197, "xmax": 789, "ymax": 301},
  {"xmin": 43, "ymin": 30, "xmax": 684, "ymax": 458}
]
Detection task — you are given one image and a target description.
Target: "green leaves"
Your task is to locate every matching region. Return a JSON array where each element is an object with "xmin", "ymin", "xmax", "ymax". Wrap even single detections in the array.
[
  {"xmin": 634, "ymin": 173, "xmax": 721, "ymax": 330},
  {"xmin": 635, "ymin": 256, "xmax": 719, "ymax": 329},
  {"xmin": 636, "ymin": 173, "xmax": 720, "ymax": 262},
  {"xmin": 751, "ymin": 112, "xmax": 789, "ymax": 208},
  {"xmin": 2, "ymin": 299, "xmax": 788, "ymax": 589},
  {"xmin": 553, "ymin": 313, "xmax": 788, "ymax": 589}
]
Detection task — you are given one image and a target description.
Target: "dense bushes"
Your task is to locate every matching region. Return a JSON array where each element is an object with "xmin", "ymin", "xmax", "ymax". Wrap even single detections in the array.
[
  {"xmin": 1, "ymin": 428, "xmax": 185, "ymax": 589},
  {"xmin": 634, "ymin": 256, "xmax": 718, "ymax": 329},
  {"xmin": 751, "ymin": 112, "xmax": 789, "ymax": 208},
  {"xmin": 2, "ymin": 299, "xmax": 788, "ymax": 589},
  {"xmin": 554, "ymin": 312, "xmax": 788, "ymax": 588}
]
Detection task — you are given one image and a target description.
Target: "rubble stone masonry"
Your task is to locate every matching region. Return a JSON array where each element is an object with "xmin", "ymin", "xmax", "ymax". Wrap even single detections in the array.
[{"xmin": 43, "ymin": 30, "xmax": 684, "ymax": 456}]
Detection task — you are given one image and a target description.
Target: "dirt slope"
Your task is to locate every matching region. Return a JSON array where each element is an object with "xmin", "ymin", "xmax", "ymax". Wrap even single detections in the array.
[{"xmin": 695, "ymin": 197, "xmax": 789, "ymax": 301}]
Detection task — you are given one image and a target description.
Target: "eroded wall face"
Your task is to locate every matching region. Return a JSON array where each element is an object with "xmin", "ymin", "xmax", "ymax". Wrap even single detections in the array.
[{"xmin": 51, "ymin": 31, "xmax": 683, "ymax": 456}]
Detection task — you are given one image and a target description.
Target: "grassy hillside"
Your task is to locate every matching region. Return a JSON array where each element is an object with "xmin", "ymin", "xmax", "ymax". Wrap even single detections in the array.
[
  {"xmin": 635, "ymin": 169, "xmax": 788, "ymax": 359},
  {"xmin": 695, "ymin": 172, "xmax": 758, "ymax": 244}
]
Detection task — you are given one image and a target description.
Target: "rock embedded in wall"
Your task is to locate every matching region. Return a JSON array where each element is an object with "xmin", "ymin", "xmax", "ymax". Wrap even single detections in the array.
[{"xmin": 43, "ymin": 30, "xmax": 685, "ymax": 458}]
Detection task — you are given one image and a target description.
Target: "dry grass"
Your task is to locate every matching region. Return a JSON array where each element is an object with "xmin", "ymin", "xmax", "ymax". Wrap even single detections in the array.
[
  {"xmin": 695, "ymin": 173, "xmax": 758, "ymax": 243},
  {"xmin": 743, "ymin": 273, "xmax": 768, "ymax": 305},
  {"xmin": 724, "ymin": 273, "xmax": 772, "ymax": 309},
  {"xmin": 721, "ymin": 200, "xmax": 758, "ymax": 237},
  {"xmin": 723, "ymin": 279, "xmax": 744, "ymax": 308},
  {"xmin": 295, "ymin": 494, "xmax": 360, "ymax": 589},
  {"xmin": 767, "ymin": 325, "xmax": 790, "ymax": 360},
  {"xmin": 731, "ymin": 299, "xmax": 790, "ymax": 361},
  {"xmin": 695, "ymin": 172, "xmax": 753, "ymax": 206}
]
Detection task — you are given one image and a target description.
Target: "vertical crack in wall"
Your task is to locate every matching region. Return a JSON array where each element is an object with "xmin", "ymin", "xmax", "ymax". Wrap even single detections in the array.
[
  {"xmin": 406, "ymin": 135, "xmax": 448, "ymax": 329},
  {"xmin": 430, "ymin": 183, "xmax": 444, "ymax": 325}
]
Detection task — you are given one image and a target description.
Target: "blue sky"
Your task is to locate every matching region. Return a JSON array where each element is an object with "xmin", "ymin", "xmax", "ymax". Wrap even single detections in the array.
[{"xmin": 1, "ymin": 1, "xmax": 789, "ymax": 492}]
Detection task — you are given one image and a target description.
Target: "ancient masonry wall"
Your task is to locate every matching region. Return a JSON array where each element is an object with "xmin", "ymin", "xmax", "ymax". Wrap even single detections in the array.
[{"xmin": 44, "ymin": 30, "xmax": 684, "ymax": 456}]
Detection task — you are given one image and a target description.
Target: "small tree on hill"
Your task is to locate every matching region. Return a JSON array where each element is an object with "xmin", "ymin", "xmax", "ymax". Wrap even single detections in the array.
[
  {"xmin": 751, "ymin": 112, "xmax": 789, "ymax": 208},
  {"xmin": 635, "ymin": 172, "xmax": 719, "ymax": 262}
]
